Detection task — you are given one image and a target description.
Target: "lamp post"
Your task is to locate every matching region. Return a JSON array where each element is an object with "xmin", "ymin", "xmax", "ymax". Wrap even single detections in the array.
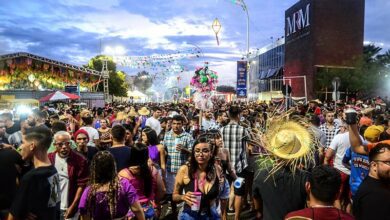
[{"xmin": 211, "ymin": 18, "xmax": 222, "ymax": 45}]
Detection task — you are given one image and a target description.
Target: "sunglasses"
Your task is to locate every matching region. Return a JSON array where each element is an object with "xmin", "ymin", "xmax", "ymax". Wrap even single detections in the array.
[{"xmin": 77, "ymin": 137, "xmax": 88, "ymax": 141}]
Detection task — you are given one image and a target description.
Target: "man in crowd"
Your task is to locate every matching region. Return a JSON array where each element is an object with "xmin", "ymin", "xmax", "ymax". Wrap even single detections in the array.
[
  {"xmin": 8, "ymin": 127, "xmax": 60, "ymax": 220},
  {"xmin": 29, "ymin": 109, "xmax": 49, "ymax": 129},
  {"xmin": 285, "ymin": 165, "xmax": 354, "ymax": 220},
  {"xmin": 108, "ymin": 125, "xmax": 132, "ymax": 171},
  {"xmin": 48, "ymin": 131, "xmax": 89, "ymax": 220},
  {"xmin": 0, "ymin": 112, "xmax": 20, "ymax": 139},
  {"xmin": 320, "ymin": 111, "xmax": 339, "ymax": 151},
  {"xmin": 309, "ymin": 115, "xmax": 326, "ymax": 165},
  {"xmin": 220, "ymin": 105, "xmax": 249, "ymax": 219},
  {"xmin": 164, "ymin": 114, "xmax": 193, "ymax": 215},
  {"xmin": 79, "ymin": 111, "xmax": 99, "ymax": 147},
  {"xmin": 324, "ymin": 122, "xmax": 352, "ymax": 211},
  {"xmin": 146, "ymin": 106, "xmax": 162, "ymax": 135},
  {"xmin": 352, "ymin": 143, "xmax": 390, "ymax": 219},
  {"xmin": 0, "ymin": 139, "xmax": 23, "ymax": 219},
  {"xmin": 201, "ymin": 111, "xmax": 216, "ymax": 130}
]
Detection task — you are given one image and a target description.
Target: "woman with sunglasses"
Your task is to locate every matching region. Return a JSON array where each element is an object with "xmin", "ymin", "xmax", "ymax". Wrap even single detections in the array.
[
  {"xmin": 173, "ymin": 136, "xmax": 221, "ymax": 220},
  {"xmin": 118, "ymin": 143, "xmax": 165, "ymax": 219},
  {"xmin": 78, "ymin": 151, "xmax": 145, "ymax": 220}
]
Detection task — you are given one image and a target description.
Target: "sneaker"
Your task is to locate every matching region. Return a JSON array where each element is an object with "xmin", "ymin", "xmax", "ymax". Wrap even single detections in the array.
[{"xmin": 227, "ymin": 208, "xmax": 235, "ymax": 216}]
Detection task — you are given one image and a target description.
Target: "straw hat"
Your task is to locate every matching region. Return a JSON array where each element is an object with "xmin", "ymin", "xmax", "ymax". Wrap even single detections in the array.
[
  {"xmin": 80, "ymin": 109, "xmax": 92, "ymax": 118},
  {"xmin": 138, "ymin": 107, "xmax": 150, "ymax": 116},
  {"xmin": 128, "ymin": 107, "xmax": 138, "ymax": 117},
  {"xmin": 266, "ymin": 121, "xmax": 313, "ymax": 160},
  {"xmin": 309, "ymin": 99, "xmax": 322, "ymax": 105},
  {"xmin": 253, "ymin": 112, "xmax": 316, "ymax": 178},
  {"xmin": 116, "ymin": 111, "xmax": 127, "ymax": 121},
  {"xmin": 361, "ymin": 108, "xmax": 374, "ymax": 115}
]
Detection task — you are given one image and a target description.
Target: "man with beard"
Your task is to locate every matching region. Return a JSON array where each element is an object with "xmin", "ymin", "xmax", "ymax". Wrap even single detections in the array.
[
  {"xmin": 8, "ymin": 127, "xmax": 60, "ymax": 220},
  {"xmin": 48, "ymin": 131, "xmax": 89, "ymax": 220},
  {"xmin": 28, "ymin": 109, "xmax": 49, "ymax": 129},
  {"xmin": 201, "ymin": 110, "xmax": 216, "ymax": 130},
  {"xmin": 352, "ymin": 143, "xmax": 390, "ymax": 220},
  {"xmin": 0, "ymin": 113, "xmax": 20, "ymax": 139}
]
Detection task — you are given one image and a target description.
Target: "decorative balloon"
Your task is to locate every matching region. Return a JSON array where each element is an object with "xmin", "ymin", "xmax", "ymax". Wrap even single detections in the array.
[{"xmin": 190, "ymin": 63, "xmax": 218, "ymax": 111}]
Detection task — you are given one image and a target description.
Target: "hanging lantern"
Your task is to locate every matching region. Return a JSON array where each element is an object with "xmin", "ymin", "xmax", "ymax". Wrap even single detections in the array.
[{"xmin": 212, "ymin": 18, "xmax": 222, "ymax": 46}]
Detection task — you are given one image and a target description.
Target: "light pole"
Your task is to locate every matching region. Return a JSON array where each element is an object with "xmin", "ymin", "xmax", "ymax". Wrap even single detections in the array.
[{"xmin": 211, "ymin": 18, "xmax": 222, "ymax": 45}]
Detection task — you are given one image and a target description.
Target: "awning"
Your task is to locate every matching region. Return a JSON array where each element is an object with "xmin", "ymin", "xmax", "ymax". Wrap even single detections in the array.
[{"xmin": 259, "ymin": 66, "xmax": 282, "ymax": 80}]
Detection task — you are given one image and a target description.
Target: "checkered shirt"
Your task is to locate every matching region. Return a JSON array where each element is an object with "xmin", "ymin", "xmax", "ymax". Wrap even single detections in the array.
[
  {"xmin": 319, "ymin": 122, "xmax": 339, "ymax": 149},
  {"xmin": 164, "ymin": 130, "xmax": 194, "ymax": 173},
  {"xmin": 220, "ymin": 121, "xmax": 249, "ymax": 173}
]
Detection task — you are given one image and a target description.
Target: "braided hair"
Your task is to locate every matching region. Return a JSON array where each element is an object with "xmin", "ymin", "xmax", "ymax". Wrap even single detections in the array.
[{"xmin": 87, "ymin": 151, "xmax": 120, "ymax": 218}]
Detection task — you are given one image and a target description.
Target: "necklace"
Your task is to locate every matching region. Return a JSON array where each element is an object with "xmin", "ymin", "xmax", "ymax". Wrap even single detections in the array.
[{"xmin": 311, "ymin": 205, "xmax": 334, "ymax": 208}]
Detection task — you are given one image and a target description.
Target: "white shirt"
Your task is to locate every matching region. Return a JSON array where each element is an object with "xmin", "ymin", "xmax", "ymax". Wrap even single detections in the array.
[
  {"xmin": 202, "ymin": 118, "xmax": 216, "ymax": 130},
  {"xmin": 145, "ymin": 117, "xmax": 161, "ymax": 135},
  {"xmin": 80, "ymin": 126, "xmax": 99, "ymax": 147},
  {"xmin": 55, "ymin": 154, "xmax": 69, "ymax": 210},
  {"xmin": 329, "ymin": 132, "xmax": 351, "ymax": 175}
]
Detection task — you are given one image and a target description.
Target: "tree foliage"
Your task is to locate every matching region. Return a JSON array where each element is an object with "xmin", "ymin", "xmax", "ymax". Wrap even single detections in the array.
[
  {"xmin": 133, "ymin": 71, "xmax": 153, "ymax": 93},
  {"xmin": 85, "ymin": 55, "xmax": 128, "ymax": 97},
  {"xmin": 216, "ymin": 85, "xmax": 236, "ymax": 93},
  {"xmin": 315, "ymin": 44, "xmax": 390, "ymax": 98}
]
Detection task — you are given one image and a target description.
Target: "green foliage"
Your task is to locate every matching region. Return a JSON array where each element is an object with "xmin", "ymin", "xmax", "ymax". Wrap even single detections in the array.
[
  {"xmin": 315, "ymin": 44, "xmax": 390, "ymax": 97},
  {"xmin": 86, "ymin": 55, "xmax": 128, "ymax": 97}
]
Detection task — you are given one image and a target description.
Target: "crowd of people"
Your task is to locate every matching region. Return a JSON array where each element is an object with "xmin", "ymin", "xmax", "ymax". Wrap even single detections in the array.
[{"xmin": 0, "ymin": 97, "xmax": 389, "ymax": 220}]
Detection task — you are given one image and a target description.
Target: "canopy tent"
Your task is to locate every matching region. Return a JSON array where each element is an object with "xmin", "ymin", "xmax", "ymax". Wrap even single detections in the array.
[
  {"xmin": 127, "ymin": 90, "xmax": 147, "ymax": 99},
  {"xmin": 39, "ymin": 91, "xmax": 80, "ymax": 102}
]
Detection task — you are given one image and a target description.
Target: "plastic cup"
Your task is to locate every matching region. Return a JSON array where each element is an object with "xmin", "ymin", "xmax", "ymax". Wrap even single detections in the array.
[
  {"xmin": 345, "ymin": 108, "xmax": 357, "ymax": 125},
  {"xmin": 191, "ymin": 192, "xmax": 202, "ymax": 211},
  {"xmin": 234, "ymin": 177, "xmax": 245, "ymax": 189}
]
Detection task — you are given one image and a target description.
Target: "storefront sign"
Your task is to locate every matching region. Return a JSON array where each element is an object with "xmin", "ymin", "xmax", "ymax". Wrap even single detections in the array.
[{"xmin": 286, "ymin": 3, "xmax": 311, "ymax": 39}]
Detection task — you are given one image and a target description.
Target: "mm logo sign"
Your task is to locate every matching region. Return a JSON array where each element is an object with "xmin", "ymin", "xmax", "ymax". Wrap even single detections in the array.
[{"xmin": 286, "ymin": 3, "xmax": 310, "ymax": 37}]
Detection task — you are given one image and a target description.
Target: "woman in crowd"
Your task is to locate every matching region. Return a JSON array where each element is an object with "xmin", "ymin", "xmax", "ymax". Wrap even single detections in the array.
[
  {"xmin": 206, "ymin": 130, "xmax": 236, "ymax": 220},
  {"xmin": 173, "ymin": 136, "xmax": 221, "ymax": 220},
  {"xmin": 141, "ymin": 127, "xmax": 166, "ymax": 178},
  {"xmin": 98, "ymin": 118, "xmax": 112, "ymax": 150},
  {"xmin": 78, "ymin": 151, "xmax": 145, "ymax": 220},
  {"xmin": 118, "ymin": 143, "xmax": 165, "ymax": 219}
]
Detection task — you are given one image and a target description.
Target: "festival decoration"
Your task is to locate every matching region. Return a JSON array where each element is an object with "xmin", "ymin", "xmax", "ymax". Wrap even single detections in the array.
[
  {"xmin": 212, "ymin": 18, "xmax": 222, "ymax": 46},
  {"xmin": 0, "ymin": 57, "xmax": 100, "ymax": 91},
  {"xmin": 190, "ymin": 63, "xmax": 218, "ymax": 111}
]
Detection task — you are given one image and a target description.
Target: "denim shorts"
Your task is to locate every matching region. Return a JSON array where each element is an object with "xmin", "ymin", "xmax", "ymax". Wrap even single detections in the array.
[
  {"xmin": 179, "ymin": 206, "xmax": 220, "ymax": 220},
  {"xmin": 219, "ymin": 179, "xmax": 230, "ymax": 200}
]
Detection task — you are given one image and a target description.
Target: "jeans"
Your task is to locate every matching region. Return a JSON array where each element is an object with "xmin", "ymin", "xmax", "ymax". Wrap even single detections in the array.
[{"xmin": 179, "ymin": 206, "xmax": 220, "ymax": 220}]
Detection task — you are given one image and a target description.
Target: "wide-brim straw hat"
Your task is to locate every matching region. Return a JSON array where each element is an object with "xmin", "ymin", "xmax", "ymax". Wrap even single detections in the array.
[
  {"xmin": 361, "ymin": 107, "xmax": 374, "ymax": 115},
  {"xmin": 116, "ymin": 111, "xmax": 127, "ymax": 121},
  {"xmin": 128, "ymin": 107, "xmax": 138, "ymax": 117},
  {"xmin": 138, "ymin": 107, "xmax": 150, "ymax": 116},
  {"xmin": 265, "ymin": 121, "xmax": 313, "ymax": 160}
]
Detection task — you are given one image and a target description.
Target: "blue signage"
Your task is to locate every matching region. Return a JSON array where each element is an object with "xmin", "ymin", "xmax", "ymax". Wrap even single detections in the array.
[{"xmin": 236, "ymin": 61, "xmax": 247, "ymax": 98}]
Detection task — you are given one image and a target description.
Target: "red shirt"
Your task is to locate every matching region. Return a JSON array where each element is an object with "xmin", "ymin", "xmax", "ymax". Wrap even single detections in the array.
[{"xmin": 285, "ymin": 207, "xmax": 354, "ymax": 220}]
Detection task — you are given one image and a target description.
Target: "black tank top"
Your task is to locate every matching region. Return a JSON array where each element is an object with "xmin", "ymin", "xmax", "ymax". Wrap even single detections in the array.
[{"xmin": 183, "ymin": 170, "xmax": 219, "ymax": 215}]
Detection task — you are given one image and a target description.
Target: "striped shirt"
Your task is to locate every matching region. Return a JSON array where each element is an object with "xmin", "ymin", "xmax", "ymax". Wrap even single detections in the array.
[
  {"xmin": 164, "ymin": 130, "xmax": 193, "ymax": 173},
  {"xmin": 220, "ymin": 121, "xmax": 249, "ymax": 173}
]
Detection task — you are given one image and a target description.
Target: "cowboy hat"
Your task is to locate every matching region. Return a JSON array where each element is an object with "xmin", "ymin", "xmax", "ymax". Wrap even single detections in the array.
[{"xmin": 138, "ymin": 107, "xmax": 150, "ymax": 116}]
